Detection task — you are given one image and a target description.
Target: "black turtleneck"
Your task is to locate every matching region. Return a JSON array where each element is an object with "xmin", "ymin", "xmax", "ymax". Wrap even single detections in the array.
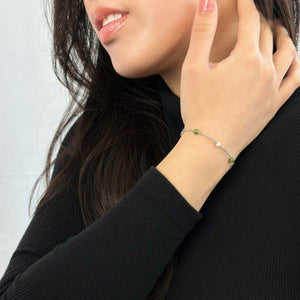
[
  {"xmin": 158, "ymin": 78, "xmax": 183, "ymax": 148},
  {"xmin": 158, "ymin": 78, "xmax": 300, "ymax": 299},
  {"xmin": 1, "ymin": 79, "xmax": 300, "ymax": 299}
]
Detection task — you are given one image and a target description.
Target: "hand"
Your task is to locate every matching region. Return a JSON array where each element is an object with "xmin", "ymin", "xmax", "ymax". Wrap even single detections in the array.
[{"xmin": 180, "ymin": 0, "xmax": 300, "ymax": 159}]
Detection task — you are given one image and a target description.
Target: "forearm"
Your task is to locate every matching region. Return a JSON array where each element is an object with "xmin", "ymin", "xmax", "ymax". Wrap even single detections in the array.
[{"xmin": 156, "ymin": 134, "xmax": 233, "ymax": 211}]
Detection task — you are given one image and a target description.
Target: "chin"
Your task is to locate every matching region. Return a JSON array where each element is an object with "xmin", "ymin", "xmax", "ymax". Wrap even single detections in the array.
[{"xmin": 110, "ymin": 59, "xmax": 159, "ymax": 79}]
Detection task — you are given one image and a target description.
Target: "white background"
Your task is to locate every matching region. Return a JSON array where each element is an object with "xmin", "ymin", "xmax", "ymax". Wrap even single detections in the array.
[{"xmin": 0, "ymin": 0, "xmax": 68, "ymax": 277}]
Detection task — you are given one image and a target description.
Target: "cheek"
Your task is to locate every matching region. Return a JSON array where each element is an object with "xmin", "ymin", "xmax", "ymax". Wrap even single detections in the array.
[{"xmin": 103, "ymin": 6, "xmax": 196, "ymax": 78}]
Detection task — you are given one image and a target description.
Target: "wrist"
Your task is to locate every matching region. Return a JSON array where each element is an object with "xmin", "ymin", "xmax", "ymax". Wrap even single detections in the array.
[
  {"xmin": 176, "ymin": 133, "xmax": 234, "ymax": 170},
  {"xmin": 156, "ymin": 134, "xmax": 232, "ymax": 210}
]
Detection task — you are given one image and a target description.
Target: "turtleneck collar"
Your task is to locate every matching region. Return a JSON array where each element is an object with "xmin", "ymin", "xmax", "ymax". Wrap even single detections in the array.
[{"xmin": 158, "ymin": 78, "xmax": 184, "ymax": 149}]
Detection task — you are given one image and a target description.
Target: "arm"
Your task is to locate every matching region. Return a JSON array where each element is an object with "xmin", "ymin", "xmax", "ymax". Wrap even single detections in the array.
[{"xmin": 0, "ymin": 124, "xmax": 202, "ymax": 300}]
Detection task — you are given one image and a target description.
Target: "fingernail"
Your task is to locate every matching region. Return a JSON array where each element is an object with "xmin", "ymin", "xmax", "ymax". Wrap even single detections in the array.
[{"xmin": 199, "ymin": 0, "xmax": 215, "ymax": 13}]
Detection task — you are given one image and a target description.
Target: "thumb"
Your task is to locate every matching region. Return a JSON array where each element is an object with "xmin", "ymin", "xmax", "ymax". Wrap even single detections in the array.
[{"xmin": 185, "ymin": 0, "xmax": 218, "ymax": 70}]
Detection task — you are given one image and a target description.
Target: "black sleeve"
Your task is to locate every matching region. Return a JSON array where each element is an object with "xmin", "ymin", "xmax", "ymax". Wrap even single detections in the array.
[{"xmin": 0, "ymin": 122, "xmax": 203, "ymax": 300}]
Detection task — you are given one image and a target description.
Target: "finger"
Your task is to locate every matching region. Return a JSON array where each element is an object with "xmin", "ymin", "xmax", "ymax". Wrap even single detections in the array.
[
  {"xmin": 259, "ymin": 14, "xmax": 274, "ymax": 59},
  {"xmin": 278, "ymin": 50, "xmax": 300, "ymax": 106},
  {"xmin": 235, "ymin": 0, "xmax": 260, "ymax": 51},
  {"xmin": 273, "ymin": 23, "xmax": 297, "ymax": 84},
  {"xmin": 184, "ymin": 0, "xmax": 218, "ymax": 70}
]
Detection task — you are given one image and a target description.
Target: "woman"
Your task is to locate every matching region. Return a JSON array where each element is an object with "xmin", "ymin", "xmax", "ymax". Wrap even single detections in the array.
[{"xmin": 1, "ymin": 0, "xmax": 300, "ymax": 298}]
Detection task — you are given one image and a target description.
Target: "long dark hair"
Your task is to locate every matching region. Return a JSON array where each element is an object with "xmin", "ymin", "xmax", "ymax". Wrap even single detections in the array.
[{"xmin": 29, "ymin": 1, "xmax": 300, "ymax": 298}]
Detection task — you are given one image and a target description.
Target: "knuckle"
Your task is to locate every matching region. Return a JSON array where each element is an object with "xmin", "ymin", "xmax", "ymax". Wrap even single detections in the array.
[
  {"xmin": 276, "ymin": 31, "xmax": 295, "ymax": 50},
  {"xmin": 244, "ymin": 52, "xmax": 261, "ymax": 68},
  {"xmin": 282, "ymin": 40, "xmax": 296, "ymax": 55},
  {"xmin": 262, "ymin": 63, "xmax": 275, "ymax": 82},
  {"xmin": 193, "ymin": 23, "xmax": 213, "ymax": 39},
  {"xmin": 182, "ymin": 63, "xmax": 199, "ymax": 76}
]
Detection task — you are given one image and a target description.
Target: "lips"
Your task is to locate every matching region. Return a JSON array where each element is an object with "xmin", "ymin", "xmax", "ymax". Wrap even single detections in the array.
[{"xmin": 92, "ymin": 6, "xmax": 129, "ymax": 30}]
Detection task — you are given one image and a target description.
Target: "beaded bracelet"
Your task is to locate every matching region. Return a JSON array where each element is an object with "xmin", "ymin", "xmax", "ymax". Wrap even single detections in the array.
[{"xmin": 180, "ymin": 129, "xmax": 236, "ymax": 165}]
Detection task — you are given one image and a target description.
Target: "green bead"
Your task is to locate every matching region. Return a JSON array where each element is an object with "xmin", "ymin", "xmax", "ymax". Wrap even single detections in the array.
[
  {"xmin": 193, "ymin": 129, "xmax": 200, "ymax": 135},
  {"xmin": 229, "ymin": 157, "xmax": 235, "ymax": 164}
]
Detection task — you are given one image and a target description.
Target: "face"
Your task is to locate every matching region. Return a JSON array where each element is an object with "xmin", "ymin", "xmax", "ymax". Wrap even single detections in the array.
[{"xmin": 83, "ymin": 0, "xmax": 199, "ymax": 79}]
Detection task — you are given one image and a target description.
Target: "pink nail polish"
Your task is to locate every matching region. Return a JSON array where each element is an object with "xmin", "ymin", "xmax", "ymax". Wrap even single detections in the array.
[{"xmin": 199, "ymin": 0, "xmax": 215, "ymax": 13}]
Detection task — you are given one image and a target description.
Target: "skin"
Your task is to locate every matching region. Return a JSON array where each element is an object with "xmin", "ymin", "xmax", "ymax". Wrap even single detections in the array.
[
  {"xmin": 83, "ymin": 0, "xmax": 243, "ymax": 96},
  {"xmin": 84, "ymin": 0, "xmax": 300, "ymax": 211}
]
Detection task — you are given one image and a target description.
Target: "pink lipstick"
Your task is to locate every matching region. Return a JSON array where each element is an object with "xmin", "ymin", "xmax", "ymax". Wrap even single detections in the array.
[{"xmin": 92, "ymin": 7, "xmax": 129, "ymax": 44}]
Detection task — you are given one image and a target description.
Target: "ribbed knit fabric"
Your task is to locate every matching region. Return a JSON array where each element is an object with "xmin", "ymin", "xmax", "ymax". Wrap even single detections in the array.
[
  {"xmin": 0, "ymin": 78, "xmax": 300, "ymax": 299},
  {"xmin": 159, "ymin": 79, "xmax": 300, "ymax": 300}
]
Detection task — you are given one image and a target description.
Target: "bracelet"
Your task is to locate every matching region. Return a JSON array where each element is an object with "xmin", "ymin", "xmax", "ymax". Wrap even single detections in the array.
[{"xmin": 180, "ymin": 129, "xmax": 236, "ymax": 165}]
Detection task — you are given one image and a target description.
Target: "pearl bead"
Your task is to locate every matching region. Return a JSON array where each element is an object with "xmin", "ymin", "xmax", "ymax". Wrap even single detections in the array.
[{"xmin": 216, "ymin": 142, "xmax": 222, "ymax": 148}]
